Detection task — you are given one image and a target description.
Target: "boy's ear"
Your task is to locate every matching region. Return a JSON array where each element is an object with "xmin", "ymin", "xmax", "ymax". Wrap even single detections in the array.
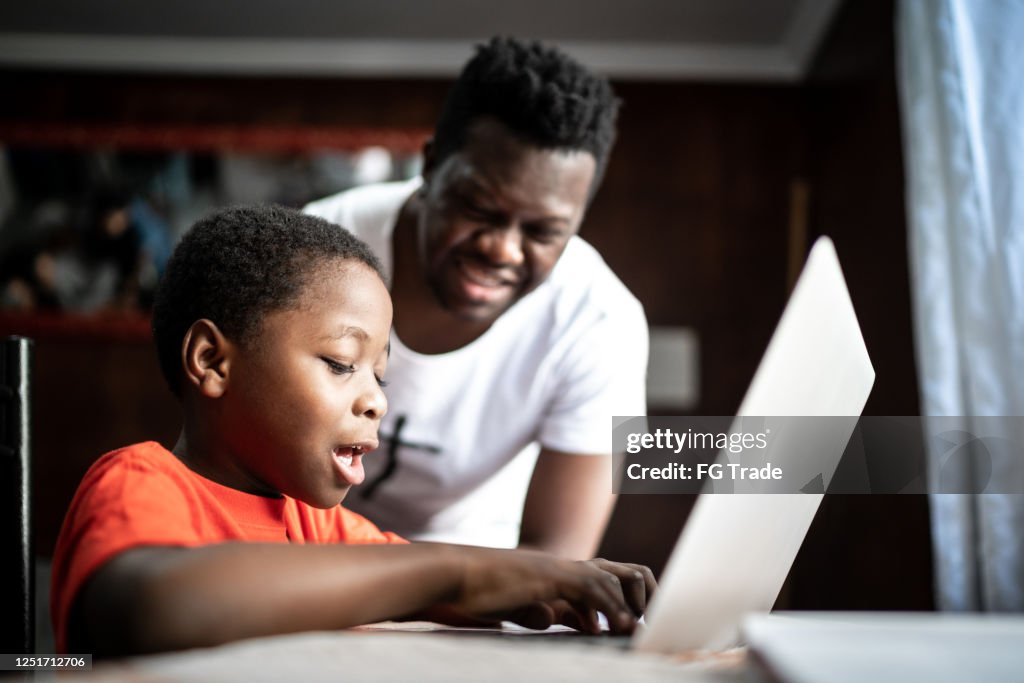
[{"xmin": 181, "ymin": 319, "xmax": 233, "ymax": 398}]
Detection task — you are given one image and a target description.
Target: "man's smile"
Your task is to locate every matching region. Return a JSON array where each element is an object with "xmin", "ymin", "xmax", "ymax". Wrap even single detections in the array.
[{"xmin": 453, "ymin": 255, "xmax": 520, "ymax": 303}]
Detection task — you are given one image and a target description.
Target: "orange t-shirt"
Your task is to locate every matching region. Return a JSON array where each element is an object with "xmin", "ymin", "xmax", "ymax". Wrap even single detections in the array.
[{"xmin": 50, "ymin": 441, "xmax": 406, "ymax": 652}]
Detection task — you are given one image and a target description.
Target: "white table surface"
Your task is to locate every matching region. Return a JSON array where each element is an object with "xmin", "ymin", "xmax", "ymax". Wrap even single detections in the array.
[
  {"xmin": 744, "ymin": 612, "xmax": 1024, "ymax": 683},
  {"xmin": 60, "ymin": 622, "xmax": 748, "ymax": 683}
]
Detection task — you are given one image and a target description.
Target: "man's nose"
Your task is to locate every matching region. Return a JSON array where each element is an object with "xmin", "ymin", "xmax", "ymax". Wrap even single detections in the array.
[{"xmin": 477, "ymin": 225, "xmax": 524, "ymax": 266}]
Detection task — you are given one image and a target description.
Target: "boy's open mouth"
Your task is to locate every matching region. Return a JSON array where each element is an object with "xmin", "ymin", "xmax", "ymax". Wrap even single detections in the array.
[{"xmin": 332, "ymin": 444, "xmax": 375, "ymax": 487}]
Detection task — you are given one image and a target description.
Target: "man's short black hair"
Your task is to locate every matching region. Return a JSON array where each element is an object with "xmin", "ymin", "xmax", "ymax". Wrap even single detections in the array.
[
  {"xmin": 152, "ymin": 204, "xmax": 384, "ymax": 396},
  {"xmin": 433, "ymin": 36, "xmax": 620, "ymax": 194}
]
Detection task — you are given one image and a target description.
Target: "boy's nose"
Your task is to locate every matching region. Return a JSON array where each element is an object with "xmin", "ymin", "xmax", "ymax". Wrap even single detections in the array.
[{"xmin": 355, "ymin": 381, "xmax": 388, "ymax": 420}]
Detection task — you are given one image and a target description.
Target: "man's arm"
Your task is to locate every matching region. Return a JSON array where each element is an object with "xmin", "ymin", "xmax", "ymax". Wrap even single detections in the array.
[
  {"xmin": 518, "ymin": 449, "xmax": 616, "ymax": 559},
  {"xmin": 71, "ymin": 541, "xmax": 650, "ymax": 657}
]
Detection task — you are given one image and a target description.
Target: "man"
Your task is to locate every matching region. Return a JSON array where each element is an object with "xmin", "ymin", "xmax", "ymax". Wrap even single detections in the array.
[{"xmin": 305, "ymin": 36, "xmax": 647, "ymax": 559}]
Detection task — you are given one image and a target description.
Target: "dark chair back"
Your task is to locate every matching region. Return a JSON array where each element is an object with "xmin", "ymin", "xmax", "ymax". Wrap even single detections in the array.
[{"xmin": 0, "ymin": 336, "xmax": 33, "ymax": 654}]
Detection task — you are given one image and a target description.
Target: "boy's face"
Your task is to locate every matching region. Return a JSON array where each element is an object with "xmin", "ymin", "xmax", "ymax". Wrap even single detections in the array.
[
  {"xmin": 220, "ymin": 260, "xmax": 392, "ymax": 508},
  {"xmin": 417, "ymin": 117, "xmax": 596, "ymax": 323}
]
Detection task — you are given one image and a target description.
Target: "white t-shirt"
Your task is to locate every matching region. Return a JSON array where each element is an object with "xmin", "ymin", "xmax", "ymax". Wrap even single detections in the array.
[{"xmin": 304, "ymin": 180, "xmax": 648, "ymax": 547}]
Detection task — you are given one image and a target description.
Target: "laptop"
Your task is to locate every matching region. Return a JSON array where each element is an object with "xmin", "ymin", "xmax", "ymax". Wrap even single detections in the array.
[
  {"xmin": 633, "ymin": 235, "xmax": 875, "ymax": 654},
  {"xmin": 400, "ymin": 236, "xmax": 874, "ymax": 654}
]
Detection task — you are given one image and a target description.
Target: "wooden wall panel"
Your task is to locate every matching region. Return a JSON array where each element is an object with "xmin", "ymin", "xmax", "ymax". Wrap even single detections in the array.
[{"xmin": 782, "ymin": 0, "xmax": 934, "ymax": 611}]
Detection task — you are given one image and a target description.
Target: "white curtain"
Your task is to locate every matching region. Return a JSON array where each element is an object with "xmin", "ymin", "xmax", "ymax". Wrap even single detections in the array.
[{"xmin": 898, "ymin": 0, "xmax": 1024, "ymax": 611}]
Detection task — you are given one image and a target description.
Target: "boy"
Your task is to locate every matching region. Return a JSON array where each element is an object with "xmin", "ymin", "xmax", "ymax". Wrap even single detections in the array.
[{"xmin": 50, "ymin": 205, "xmax": 654, "ymax": 657}]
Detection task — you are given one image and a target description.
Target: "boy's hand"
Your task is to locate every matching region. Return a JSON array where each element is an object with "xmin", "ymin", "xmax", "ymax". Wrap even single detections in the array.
[{"xmin": 451, "ymin": 548, "xmax": 656, "ymax": 634}]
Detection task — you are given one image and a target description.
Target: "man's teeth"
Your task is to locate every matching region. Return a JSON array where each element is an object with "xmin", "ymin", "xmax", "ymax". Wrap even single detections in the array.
[
  {"xmin": 338, "ymin": 454, "xmax": 353, "ymax": 466},
  {"xmin": 463, "ymin": 261, "xmax": 506, "ymax": 287},
  {"xmin": 469, "ymin": 270, "xmax": 498, "ymax": 285}
]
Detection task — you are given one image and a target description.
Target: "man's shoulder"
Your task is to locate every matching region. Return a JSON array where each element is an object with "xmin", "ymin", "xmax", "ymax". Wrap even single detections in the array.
[
  {"xmin": 544, "ymin": 236, "xmax": 646, "ymax": 326},
  {"xmin": 303, "ymin": 179, "xmax": 420, "ymax": 230}
]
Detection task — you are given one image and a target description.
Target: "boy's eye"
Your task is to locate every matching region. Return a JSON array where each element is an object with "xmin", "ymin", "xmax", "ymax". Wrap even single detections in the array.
[
  {"xmin": 322, "ymin": 357, "xmax": 355, "ymax": 376},
  {"xmin": 323, "ymin": 357, "xmax": 388, "ymax": 388}
]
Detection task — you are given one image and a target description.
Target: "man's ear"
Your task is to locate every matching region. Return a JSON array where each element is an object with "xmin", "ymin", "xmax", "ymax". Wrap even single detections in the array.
[
  {"xmin": 420, "ymin": 138, "xmax": 436, "ymax": 182},
  {"xmin": 181, "ymin": 319, "xmax": 233, "ymax": 398}
]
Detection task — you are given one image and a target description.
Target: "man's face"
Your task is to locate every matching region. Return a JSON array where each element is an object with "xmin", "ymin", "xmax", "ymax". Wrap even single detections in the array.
[
  {"xmin": 416, "ymin": 118, "xmax": 597, "ymax": 322},
  {"xmin": 220, "ymin": 260, "xmax": 392, "ymax": 508}
]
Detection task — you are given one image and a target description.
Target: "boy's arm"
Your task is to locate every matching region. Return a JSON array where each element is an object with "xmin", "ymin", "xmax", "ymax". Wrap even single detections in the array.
[{"xmin": 72, "ymin": 542, "xmax": 654, "ymax": 656}]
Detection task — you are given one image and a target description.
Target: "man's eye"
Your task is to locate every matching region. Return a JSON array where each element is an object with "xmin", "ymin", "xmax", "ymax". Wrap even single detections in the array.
[
  {"xmin": 322, "ymin": 358, "xmax": 355, "ymax": 375},
  {"xmin": 464, "ymin": 206, "xmax": 497, "ymax": 222},
  {"xmin": 375, "ymin": 376, "xmax": 389, "ymax": 388},
  {"xmin": 527, "ymin": 228, "xmax": 562, "ymax": 244},
  {"xmin": 458, "ymin": 199, "xmax": 501, "ymax": 223}
]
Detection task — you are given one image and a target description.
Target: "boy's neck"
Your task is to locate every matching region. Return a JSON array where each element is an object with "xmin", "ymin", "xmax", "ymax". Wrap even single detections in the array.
[{"xmin": 172, "ymin": 424, "xmax": 283, "ymax": 499}]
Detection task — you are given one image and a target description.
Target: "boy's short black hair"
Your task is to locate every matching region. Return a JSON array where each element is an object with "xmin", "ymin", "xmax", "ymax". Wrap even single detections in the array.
[
  {"xmin": 152, "ymin": 204, "xmax": 384, "ymax": 396},
  {"xmin": 432, "ymin": 36, "xmax": 620, "ymax": 194}
]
